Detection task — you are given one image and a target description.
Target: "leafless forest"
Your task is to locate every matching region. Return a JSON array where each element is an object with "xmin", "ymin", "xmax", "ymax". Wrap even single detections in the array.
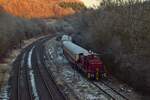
[
  {"xmin": 0, "ymin": 7, "xmax": 48, "ymax": 59},
  {"xmin": 65, "ymin": 0, "xmax": 150, "ymax": 94}
]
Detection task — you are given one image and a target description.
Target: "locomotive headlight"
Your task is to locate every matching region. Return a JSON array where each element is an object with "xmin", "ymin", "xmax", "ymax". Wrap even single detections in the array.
[
  {"xmin": 96, "ymin": 68, "xmax": 99, "ymax": 71},
  {"xmin": 96, "ymin": 69, "xmax": 99, "ymax": 80}
]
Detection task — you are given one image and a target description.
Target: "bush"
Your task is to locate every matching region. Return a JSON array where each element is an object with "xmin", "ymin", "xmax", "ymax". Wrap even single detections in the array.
[{"xmin": 59, "ymin": 2, "xmax": 86, "ymax": 11}]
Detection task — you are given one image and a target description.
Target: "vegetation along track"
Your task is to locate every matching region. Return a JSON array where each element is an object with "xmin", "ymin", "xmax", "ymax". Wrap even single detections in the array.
[
  {"xmin": 92, "ymin": 81, "xmax": 129, "ymax": 100},
  {"xmin": 9, "ymin": 35, "xmax": 66, "ymax": 100}
]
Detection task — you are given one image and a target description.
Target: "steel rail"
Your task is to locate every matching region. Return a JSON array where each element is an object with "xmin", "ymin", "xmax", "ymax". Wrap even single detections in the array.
[
  {"xmin": 101, "ymin": 80, "xmax": 129, "ymax": 100},
  {"xmin": 37, "ymin": 41, "xmax": 67, "ymax": 100},
  {"xmin": 92, "ymin": 82, "xmax": 116, "ymax": 100},
  {"xmin": 17, "ymin": 55, "xmax": 21, "ymax": 100},
  {"xmin": 24, "ymin": 50, "xmax": 34, "ymax": 100},
  {"xmin": 42, "ymin": 61, "xmax": 67, "ymax": 100},
  {"xmin": 9, "ymin": 35, "xmax": 54, "ymax": 100},
  {"xmin": 35, "ymin": 48, "xmax": 54, "ymax": 100},
  {"xmin": 17, "ymin": 47, "xmax": 34, "ymax": 100}
]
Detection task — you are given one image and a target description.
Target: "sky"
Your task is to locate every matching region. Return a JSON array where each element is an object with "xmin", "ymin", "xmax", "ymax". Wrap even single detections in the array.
[
  {"xmin": 81, "ymin": 0, "xmax": 147, "ymax": 8},
  {"xmin": 81, "ymin": 0, "xmax": 102, "ymax": 8}
]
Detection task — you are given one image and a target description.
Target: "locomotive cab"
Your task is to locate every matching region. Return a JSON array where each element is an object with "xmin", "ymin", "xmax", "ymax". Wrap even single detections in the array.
[
  {"xmin": 85, "ymin": 55, "xmax": 105, "ymax": 80},
  {"xmin": 62, "ymin": 40, "xmax": 106, "ymax": 80}
]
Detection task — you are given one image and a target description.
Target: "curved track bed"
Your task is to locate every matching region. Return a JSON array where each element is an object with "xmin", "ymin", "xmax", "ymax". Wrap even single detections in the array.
[{"xmin": 9, "ymin": 35, "xmax": 66, "ymax": 100}]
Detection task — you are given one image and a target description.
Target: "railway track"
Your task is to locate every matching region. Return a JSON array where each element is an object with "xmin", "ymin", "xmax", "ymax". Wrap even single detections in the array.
[
  {"xmin": 9, "ymin": 35, "xmax": 66, "ymax": 100},
  {"xmin": 21, "ymin": 52, "xmax": 34, "ymax": 100},
  {"xmin": 17, "ymin": 53, "xmax": 21, "ymax": 100},
  {"xmin": 16, "ymin": 53, "xmax": 21, "ymax": 100},
  {"xmin": 92, "ymin": 81, "xmax": 129, "ymax": 100},
  {"xmin": 10, "ymin": 45, "xmax": 34, "ymax": 100},
  {"xmin": 36, "ymin": 52, "xmax": 54, "ymax": 99},
  {"xmin": 35, "ymin": 40, "xmax": 67, "ymax": 100},
  {"xmin": 30, "ymin": 46, "xmax": 53, "ymax": 100},
  {"xmin": 11, "ymin": 50, "xmax": 22, "ymax": 100},
  {"xmin": 20, "ymin": 46, "xmax": 39, "ymax": 100},
  {"xmin": 28, "ymin": 37, "xmax": 66, "ymax": 100},
  {"xmin": 92, "ymin": 82, "xmax": 115, "ymax": 100},
  {"xmin": 45, "ymin": 46, "xmax": 80, "ymax": 100},
  {"xmin": 101, "ymin": 80, "xmax": 129, "ymax": 100}
]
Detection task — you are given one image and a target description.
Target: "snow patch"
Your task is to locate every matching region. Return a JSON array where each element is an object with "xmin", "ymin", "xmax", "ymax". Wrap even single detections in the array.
[
  {"xmin": 0, "ymin": 84, "xmax": 10, "ymax": 100},
  {"xmin": 27, "ymin": 46, "xmax": 39, "ymax": 100}
]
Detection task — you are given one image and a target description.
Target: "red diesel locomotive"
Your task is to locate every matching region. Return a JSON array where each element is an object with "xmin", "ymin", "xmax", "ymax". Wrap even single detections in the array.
[{"xmin": 62, "ymin": 41, "xmax": 106, "ymax": 80}]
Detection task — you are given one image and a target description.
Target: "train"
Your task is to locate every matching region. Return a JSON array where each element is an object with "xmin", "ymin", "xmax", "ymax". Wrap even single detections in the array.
[{"xmin": 61, "ymin": 35, "xmax": 106, "ymax": 80}]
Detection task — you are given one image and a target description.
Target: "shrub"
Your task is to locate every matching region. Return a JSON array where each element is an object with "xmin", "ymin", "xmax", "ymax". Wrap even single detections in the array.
[{"xmin": 59, "ymin": 2, "xmax": 86, "ymax": 11}]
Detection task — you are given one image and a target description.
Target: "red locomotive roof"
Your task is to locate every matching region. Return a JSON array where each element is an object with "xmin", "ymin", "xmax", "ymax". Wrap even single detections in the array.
[{"xmin": 89, "ymin": 59, "xmax": 103, "ymax": 64}]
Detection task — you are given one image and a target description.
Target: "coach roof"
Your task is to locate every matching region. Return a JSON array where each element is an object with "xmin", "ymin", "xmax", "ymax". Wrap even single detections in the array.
[{"xmin": 63, "ymin": 41, "xmax": 90, "ymax": 56}]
